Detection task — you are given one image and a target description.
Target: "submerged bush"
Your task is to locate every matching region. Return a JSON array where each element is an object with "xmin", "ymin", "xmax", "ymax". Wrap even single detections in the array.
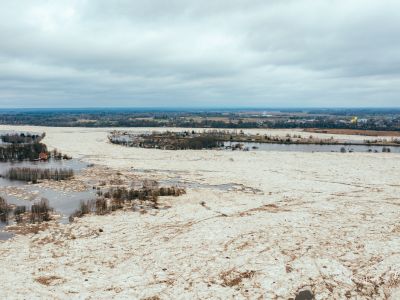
[
  {"xmin": 30, "ymin": 199, "xmax": 52, "ymax": 223},
  {"xmin": 95, "ymin": 198, "xmax": 109, "ymax": 215},
  {"xmin": 5, "ymin": 167, "xmax": 74, "ymax": 182},
  {"xmin": 69, "ymin": 183, "xmax": 186, "ymax": 221},
  {"xmin": 14, "ymin": 205, "xmax": 27, "ymax": 223},
  {"xmin": 0, "ymin": 197, "xmax": 10, "ymax": 223},
  {"xmin": 14, "ymin": 205, "xmax": 26, "ymax": 215},
  {"xmin": 110, "ymin": 198, "xmax": 123, "ymax": 211},
  {"xmin": 106, "ymin": 185, "xmax": 185, "ymax": 202},
  {"xmin": 50, "ymin": 148, "xmax": 72, "ymax": 160},
  {"xmin": 69, "ymin": 200, "xmax": 95, "ymax": 221}
]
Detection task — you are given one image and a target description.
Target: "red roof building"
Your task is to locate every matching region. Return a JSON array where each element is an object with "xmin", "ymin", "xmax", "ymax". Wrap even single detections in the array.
[{"xmin": 39, "ymin": 152, "xmax": 48, "ymax": 161}]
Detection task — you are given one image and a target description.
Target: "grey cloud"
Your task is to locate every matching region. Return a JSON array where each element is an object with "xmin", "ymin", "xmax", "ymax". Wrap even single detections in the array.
[{"xmin": 0, "ymin": 0, "xmax": 399, "ymax": 107}]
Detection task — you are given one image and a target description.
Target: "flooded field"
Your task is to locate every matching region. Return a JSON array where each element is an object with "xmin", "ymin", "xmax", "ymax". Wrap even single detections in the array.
[
  {"xmin": 0, "ymin": 126, "xmax": 399, "ymax": 299},
  {"xmin": 0, "ymin": 159, "xmax": 95, "ymax": 237}
]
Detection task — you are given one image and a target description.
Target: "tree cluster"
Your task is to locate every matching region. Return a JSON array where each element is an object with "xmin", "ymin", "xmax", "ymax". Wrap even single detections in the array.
[
  {"xmin": 0, "ymin": 142, "xmax": 47, "ymax": 161},
  {"xmin": 5, "ymin": 167, "xmax": 74, "ymax": 183}
]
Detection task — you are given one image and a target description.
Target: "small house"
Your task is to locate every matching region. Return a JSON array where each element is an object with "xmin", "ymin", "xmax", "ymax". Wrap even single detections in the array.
[{"xmin": 39, "ymin": 152, "xmax": 48, "ymax": 161}]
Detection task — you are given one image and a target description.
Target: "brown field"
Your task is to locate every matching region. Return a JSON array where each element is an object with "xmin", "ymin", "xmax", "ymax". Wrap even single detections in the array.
[
  {"xmin": 304, "ymin": 128, "xmax": 400, "ymax": 137},
  {"xmin": 188, "ymin": 116, "xmax": 233, "ymax": 123}
]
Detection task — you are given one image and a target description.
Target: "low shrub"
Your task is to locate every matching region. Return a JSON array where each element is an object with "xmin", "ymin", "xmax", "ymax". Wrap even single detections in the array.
[
  {"xmin": 95, "ymin": 198, "xmax": 109, "ymax": 215},
  {"xmin": 14, "ymin": 205, "xmax": 27, "ymax": 223},
  {"xmin": 5, "ymin": 167, "xmax": 74, "ymax": 182},
  {"xmin": 69, "ymin": 200, "xmax": 95, "ymax": 221},
  {"xmin": 30, "ymin": 199, "xmax": 52, "ymax": 223},
  {"xmin": 0, "ymin": 197, "xmax": 10, "ymax": 223}
]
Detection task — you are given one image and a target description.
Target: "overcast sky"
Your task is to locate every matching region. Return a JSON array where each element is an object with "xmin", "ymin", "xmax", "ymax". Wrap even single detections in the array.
[{"xmin": 0, "ymin": 0, "xmax": 399, "ymax": 108}]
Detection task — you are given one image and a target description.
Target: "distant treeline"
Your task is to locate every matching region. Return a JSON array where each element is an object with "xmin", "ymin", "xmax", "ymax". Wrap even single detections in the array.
[
  {"xmin": 0, "ymin": 111, "xmax": 399, "ymax": 131},
  {"xmin": 1, "ymin": 132, "xmax": 45, "ymax": 144},
  {"xmin": 0, "ymin": 142, "xmax": 47, "ymax": 161},
  {"xmin": 5, "ymin": 167, "xmax": 74, "ymax": 182}
]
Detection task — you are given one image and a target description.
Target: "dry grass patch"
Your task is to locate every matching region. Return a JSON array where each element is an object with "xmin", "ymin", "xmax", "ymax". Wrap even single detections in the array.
[
  {"xmin": 219, "ymin": 269, "xmax": 256, "ymax": 287},
  {"xmin": 303, "ymin": 128, "xmax": 400, "ymax": 137},
  {"xmin": 6, "ymin": 222, "xmax": 52, "ymax": 235},
  {"xmin": 238, "ymin": 203, "xmax": 288, "ymax": 217},
  {"xmin": 35, "ymin": 275, "xmax": 65, "ymax": 286}
]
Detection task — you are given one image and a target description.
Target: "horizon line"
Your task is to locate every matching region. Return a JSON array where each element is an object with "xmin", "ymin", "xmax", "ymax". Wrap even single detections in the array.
[{"xmin": 1, "ymin": 106, "xmax": 400, "ymax": 111}]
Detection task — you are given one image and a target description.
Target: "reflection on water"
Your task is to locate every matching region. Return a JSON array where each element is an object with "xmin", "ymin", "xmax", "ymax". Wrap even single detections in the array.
[
  {"xmin": 0, "ymin": 159, "xmax": 94, "ymax": 239},
  {"xmin": 0, "ymin": 158, "xmax": 87, "ymax": 171},
  {"xmin": 0, "ymin": 159, "xmax": 87, "ymax": 188},
  {"xmin": 0, "ymin": 231, "xmax": 14, "ymax": 240},
  {"xmin": 2, "ymin": 188, "xmax": 95, "ymax": 222}
]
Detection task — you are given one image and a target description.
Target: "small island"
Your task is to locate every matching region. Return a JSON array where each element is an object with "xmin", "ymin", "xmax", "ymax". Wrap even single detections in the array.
[
  {"xmin": 0, "ymin": 131, "xmax": 71, "ymax": 162},
  {"xmin": 108, "ymin": 130, "xmax": 400, "ymax": 151}
]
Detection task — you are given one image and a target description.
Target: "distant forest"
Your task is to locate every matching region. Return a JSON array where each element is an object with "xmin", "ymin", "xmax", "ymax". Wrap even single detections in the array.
[{"xmin": 0, "ymin": 109, "xmax": 399, "ymax": 131}]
